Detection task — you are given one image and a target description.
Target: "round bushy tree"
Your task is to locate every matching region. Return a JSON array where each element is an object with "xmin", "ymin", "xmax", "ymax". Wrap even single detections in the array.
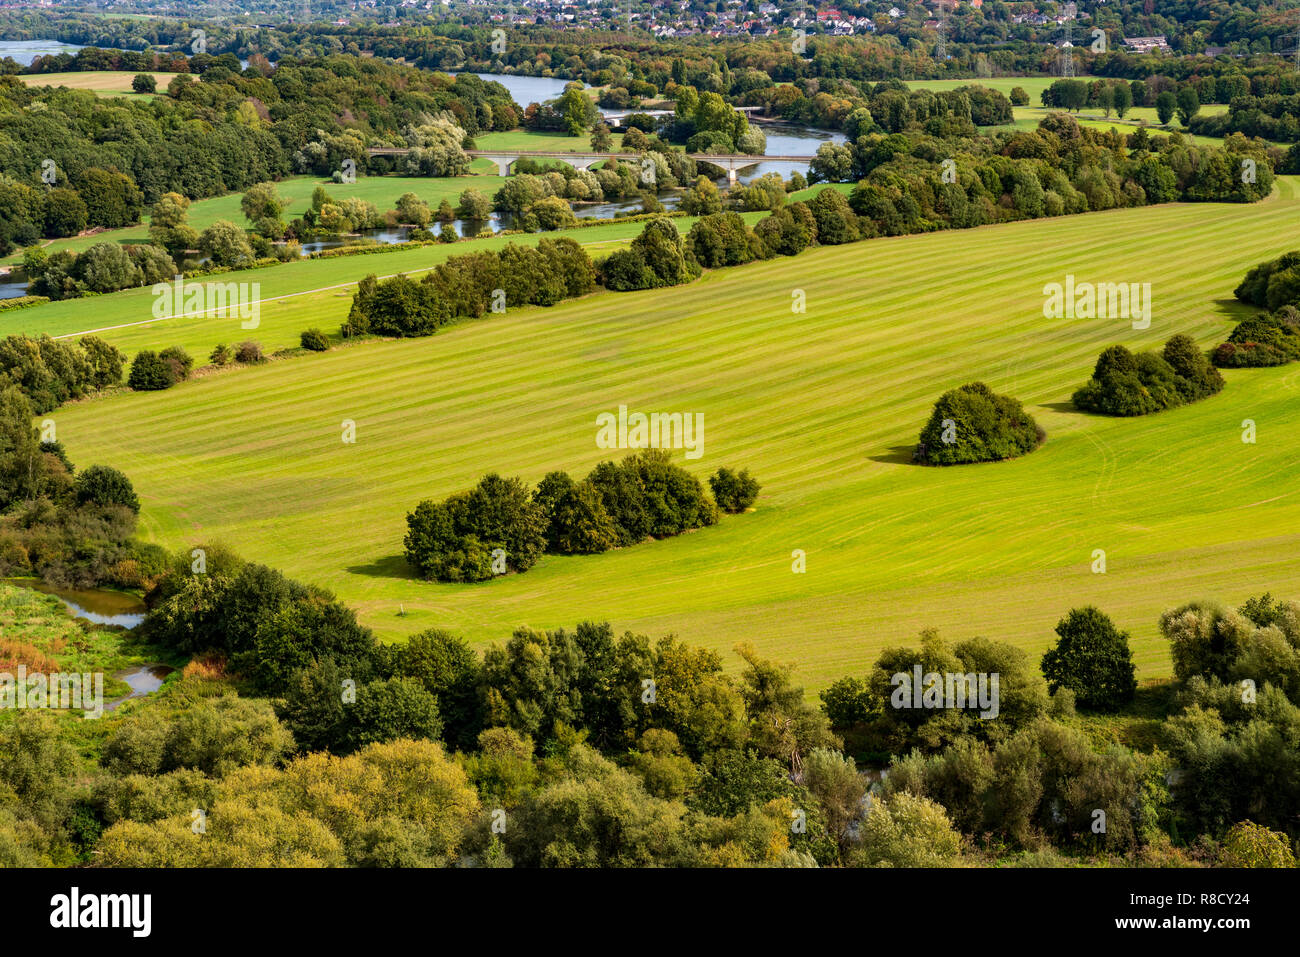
[
  {"xmin": 709, "ymin": 467, "xmax": 761, "ymax": 513},
  {"xmin": 73, "ymin": 464, "xmax": 140, "ymax": 513},
  {"xmin": 127, "ymin": 349, "xmax": 178, "ymax": 391},
  {"xmin": 1040, "ymin": 607, "xmax": 1138, "ymax": 711},
  {"xmin": 914, "ymin": 382, "xmax": 1042, "ymax": 465}
]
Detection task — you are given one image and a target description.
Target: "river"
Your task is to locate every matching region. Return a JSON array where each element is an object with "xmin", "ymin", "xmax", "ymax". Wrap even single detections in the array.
[{"xmin": 0, "ymin": 39, "xmax": 86, "ymax": 66}]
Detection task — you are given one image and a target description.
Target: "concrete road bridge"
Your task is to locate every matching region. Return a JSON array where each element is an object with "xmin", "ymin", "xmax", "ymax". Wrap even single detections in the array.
[{"xmin": 365, "ymin": 147, "xmax": 815, "ymax": 184}]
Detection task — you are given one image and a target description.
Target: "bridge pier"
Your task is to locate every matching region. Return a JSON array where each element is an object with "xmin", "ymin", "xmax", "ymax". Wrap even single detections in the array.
[{"xmin": 488, "ymin": 157, "xmax": 514, "ymax": 177}]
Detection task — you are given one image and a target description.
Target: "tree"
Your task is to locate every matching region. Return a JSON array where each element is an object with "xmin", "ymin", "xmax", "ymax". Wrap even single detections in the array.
[
  {"xmin": 0, "ymin": 386, "xmax": 46, "ymax": 508},
  {"xmin": 558, "ymin": 86, "xmax": 595, "ymax": 137},
  {"xmin": 75, "ymin": 242, "xmax": 141, "ymax": 294},
  {"xmin": 456, "ymin": 188, "xmax": 493, "ymax": 221},
  {"xmin": 75, "ymin": 168, "xmax": 143, "ymax": 230},
  {"xmin": 736, "ymin": 643, "xmax": 837, "ymax": 774},
  {"xmin": 914, "ymin": 382, "xmax": 1041, "ymax": 464},
  {"xmin": 708, "ymin": 467, "xmax": 760, "ymax": 512},
  {"xmin": 1156, "ymin": 90, "xmax": 1177, "ymax": 125},
  {"xmin": 590, "ymin": 123, "xmax": 613, "ymax": 152},
  {"xmin": 240, "ymin": 182, "xmax": 285, "ymax": 237},
  {"xmin": 149, "ymin": 192, "xmax": 198, "ymax": 260},
  {"xmin": 1040, "ymin": 607, "xmax": 1138, "ymax": 711},
  {"xmin": 802, "ymin": 748, "xmax": 868, "ymax": 858},
  {"xmin": 345, "ymin": 678, "xmax": 442, "ymax": 752},
  {"xmin": 72, "ymin": 464, "xmax": 140, "ymax": 513},
  {"xmin": 43, "ymin": 189, "xmax": 88, "ymax": 238},
  {"xmin": 680, "ymin": 175, "xmax": 723, "ymax": 216},
  {"xmin": 199, "ymin": 221, "xmax": 255, "ymax": 267},
  {"xmin": 396, "ymin": 192, "xmax": 432, "ymax": 227},
  {"xmin": 127, "ymin": 350, "xmax": 178, "ymax": 391},
  {"xmin": 820, "ymin": 677, "xmax": 872, "ymax": 728},
  {"xmin": 390, "ymin": 629, "xmax": 483, "ymax": 750},
  {"xmin": 1218, "ymin": 821, "xmax": 1297, "ymax": 868},
  {"xmin": 132, "ymin": 73, "xmax": 156, "ymax": 94},
  {"xmin": 1009, "ymin": 86, "xmax": 1030, "ymax": 107},
  {"xmin": 404, "ymin": 474, "xmax": 547, "ymax": 582},
  {"xmin": 1175, "ymin": 86, "xmax": 1201, "ymax": 127},
  {"xmin": 852, "ymin": 792, "xmax": 963, "ymax": 867},
  {"xmin": 1112, "ymin": 82, "xmax": 1133, "ymax": 118}
]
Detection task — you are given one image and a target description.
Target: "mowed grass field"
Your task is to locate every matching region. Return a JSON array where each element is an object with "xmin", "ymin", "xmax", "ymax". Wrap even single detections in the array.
[
  {"xmin": 45, "ymin": 178, "xmax": 1300, "ymax": 691},
  {"xmin": 18, "ymin": 70, "xmax": 175, "ymax": 96},
  {"xmin": 0, "ymin": 186, "xmax": 854, "ymax": 358}
]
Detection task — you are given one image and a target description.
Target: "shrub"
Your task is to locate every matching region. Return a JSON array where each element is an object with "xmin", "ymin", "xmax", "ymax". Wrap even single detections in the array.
[
  {"xmin": 72, "ymin": 465, "xmax": 140, "ymax": 513},
  {"xmin": 914, "ymin": 382, "xmax": 1042, "ymax": 465},
  {"xmin": 158, "ymin": 345, "xmax": 193, "ymax": 381},
  {"xmin": 234, "ymin": 341, "xmax": 264, "ymax": 364},
  {"xmin": 1040, "ymin": 607, "xmax": 1138, "ymax": 711},
  {"xmin": 404, "ymin": 474, "xmax": 548, "ymax": 583},
  {"xmin": 127, "ymin": 350, "xmax": 178, "ymax": 391},
  {"xmin": 1074, "ymin": 337, "xmax": 1222, "ymax": 415},
  {"xmin": 685, "ymin": 212, "xmax": 765, "ymax": 268},
  {"xmin": 300, "ymin": 328, "xmax": 330, "ymax": 352},
  {"xmin": 587, "ymin": 450, "xmax": 718, "ymax": 546},
  {"xmin": 209, "ymin": 343, "xmax": 232, "ymax": 366},
  {"xmin": 1218, "ymin": 821, "xmax": 1298, "ymax": 868},
  {"xmin": 851, "ymin": 793, "xmax": 963, "ymax": 867},
  {"xmin": 600, "ymin": 218, "xmax": 698, "ymax": 291},
  {"xmin": 709, "ymin": 468, "xmax": 761, "ymax": 513},
  {"xmin": 1212, "ymin": 309, "xmax": 1300, "ymax": 367}
]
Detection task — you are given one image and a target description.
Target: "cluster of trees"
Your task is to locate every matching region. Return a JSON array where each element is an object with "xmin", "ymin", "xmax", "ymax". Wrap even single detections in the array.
[
  {"xmin": 0, "ymin": 333, "xmax": 124, "ymax": 414},
  {"xmin": 0, "ymin": 385, "xmax": 159, "ymax": 590},
  {"xmin": 127, "ymin": 346, "xmax": 194, "ymax": 392},
  {"xmin": 1073, "ymin": 335, "xmax": 1224, "ymax": 417},
  {"xmin": 0, "ymin": 166, "xmax": 144, "ymax": 255},
  {"xmin": 913, "ymin": 382, "xmax": 1043, "ymax": 465},
  {"xmin": 662, "ymin": 87, "xmax": 766, "ymax": 155},
  {"xmin": 0, "ymin": 54, "xmax": 528, "ymax": 252},
  {"xmin": 1214, "ymin": 309, "xmax": 1300, "ymax": 368},
  {"xmin": 493, "ymin": 148, "xmax": 697, "ymax": 218},
  {"xmin": 811, "ymin": 114, "xmax": 1275, "ymax": 215},
  {"xmin": 342, "ymin": 237, "xmax": 596, "ymax": 339},
  {"xmin": 1193, "ymin": 92, "xmax": 1300, "ymax": 144},
  {"xmin": 404, "ymin": 451, "xmax": 757, "ymax": 583},
  {"xmin": 4, "ymin": 493, "xmax": 1299, "ymax": 867},
  {"xmin": 24, "ymin": 242, "xmax": 177, "ymax": 301},
  {"xmin": 1041, "ymin": 77, "xmax": 1208, "ymax": 127},
  {"xmin": 1210, "ymin": 254, "xmax": 1300, "ymax": 368},
  {"xmin": 599, "ymin": 218, "xmax": 700, "ymax": 292}
]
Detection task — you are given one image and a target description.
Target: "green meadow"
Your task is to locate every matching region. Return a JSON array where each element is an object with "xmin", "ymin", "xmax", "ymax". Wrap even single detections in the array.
[
  {"xmin": 1, "ymin": 172, "xmax": 510, "ymax": 264},
  {"xmin": 39, "ymin": 177, "xmax": 1300, "ymax": 690},
  {"xmin": 904, "ymin": 77, "xmax": 1237, "ymax": 148},
  {"xmin": 1, "ymin": 184, "xmax": 852, "ymax": 358}
]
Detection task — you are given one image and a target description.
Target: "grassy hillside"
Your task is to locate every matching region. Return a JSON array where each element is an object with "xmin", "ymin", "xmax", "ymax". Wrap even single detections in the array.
[
  {"xmin": 44, "ymin": 178, "xmax": 1300, "ymax": 691},
  {"xmin": 1, "ymin": 186, "xmax": 853, "ymax": 358}
]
